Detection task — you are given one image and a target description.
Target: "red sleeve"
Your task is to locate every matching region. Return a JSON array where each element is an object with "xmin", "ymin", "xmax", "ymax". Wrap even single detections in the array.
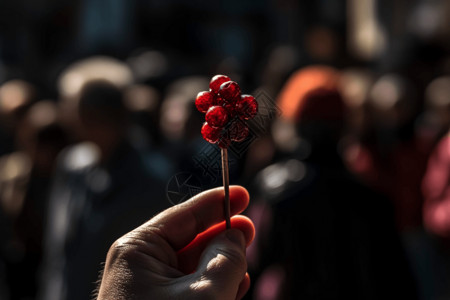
[{"xmin": 422, "ymin": 133, "xmax": 450, "ymax": 237}]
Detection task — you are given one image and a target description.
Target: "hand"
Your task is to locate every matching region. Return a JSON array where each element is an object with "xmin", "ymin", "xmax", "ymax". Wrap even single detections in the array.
[{"xmin": 97, "ymin": 186, "xmax": 255, "ymax": 300}]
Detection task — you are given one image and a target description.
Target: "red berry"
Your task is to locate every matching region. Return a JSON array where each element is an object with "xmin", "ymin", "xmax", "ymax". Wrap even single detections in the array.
[
  {"xmin": 201, "ymin": 122, "xmax": 221, "ymax": 144},
  {"xmin": 205, "ymin": 106, "xmax": 229, "ymax": 128},
  {"xmin": 214, "ymin": 94, "xmax": 226, "ymax": 106},
  {"xmin": 236, "ymin": 94, "xmax": 258, "ymax": 120},
  {"xmin": 210, "ymin": 75, "xmax": 231, "ymax": 93},
  {"xmin": 223, "ymin": 101, "xmax": 236, "ymax": 117},
  {"xmin": 195, "ymin": 91, "xmax": 216, "ymax": 113},
  {"xmin": 229, "ymin": 121, "xmax": 249, "ymax": 142},
  {"xmin": 219, "ymin": 81, "xmax": 241, "ymax": 102}
]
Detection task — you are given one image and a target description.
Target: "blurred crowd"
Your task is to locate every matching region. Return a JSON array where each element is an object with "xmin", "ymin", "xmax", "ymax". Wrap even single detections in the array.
[{"xmin": 0, "ymin": 0, "xmax": 449, "ymax": 300}]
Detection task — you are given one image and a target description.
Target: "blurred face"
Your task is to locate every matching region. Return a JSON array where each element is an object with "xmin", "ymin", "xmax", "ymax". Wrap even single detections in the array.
[
  {"xmin": 79, "ymin": 109, "xmax": 125, "ymax": 146},
  {"xmin": 369, "ymin": 75, "xmax": 416, "ymax": 129},
  {"xmin": 59, "ymin": 97, "xmax": 84, "ymax": 142},
  {"xmin": 160, "ymin": 95, "xmax": 190, "ymax": 141}
]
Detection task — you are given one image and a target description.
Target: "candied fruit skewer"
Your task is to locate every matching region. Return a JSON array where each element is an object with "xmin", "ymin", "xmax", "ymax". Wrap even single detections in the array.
[
  {"xmin": 196, "ymin": 74, "xmax": 258, "ymax": 228},
  {"xmin": 221, "ymin": 148, "xmax": 231, "ymax": 229}
]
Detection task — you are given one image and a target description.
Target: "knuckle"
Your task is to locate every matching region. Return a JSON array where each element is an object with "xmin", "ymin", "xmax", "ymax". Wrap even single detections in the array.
[
  {"xmin": 107, "ymin": 235, "xmax": 142, "ymax": 263},
  {"xmin": 107, "ymin": 237, "xmax": 132, "ymax": 261},
  {"xmin": 107, "ymin": 227, "xmax": 167, "ymax": 264}
]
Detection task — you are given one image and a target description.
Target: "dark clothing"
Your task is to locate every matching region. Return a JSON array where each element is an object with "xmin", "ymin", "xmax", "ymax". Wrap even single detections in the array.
[
  {"xmin": 253, "ymin": 152, "xmax": 417, "ymax": 299},
  {"xmin": 7, "ymin": 171, "xmax": 51, "ymax": 300},
  {"xmin": 40, "ymin": 141, "xmax": 168, "ymax": 300}
]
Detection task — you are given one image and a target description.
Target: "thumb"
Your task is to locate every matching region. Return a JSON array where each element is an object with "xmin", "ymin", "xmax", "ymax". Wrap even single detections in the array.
[{"xmin": 190, "ymin": 229, "xmax": 248, "ymax": 300}]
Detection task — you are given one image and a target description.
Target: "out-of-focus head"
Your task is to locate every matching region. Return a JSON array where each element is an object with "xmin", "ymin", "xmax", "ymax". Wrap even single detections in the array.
[
  {"xmin": 16, "ymin": 100, "xmax": 58, "ymax": 152},
  {"xmin": 338, "ymin": 68, "xmax": 374, "ymax": 134},
  {"xmin": 57, "ymin": 56, "xmax": 133, "ymax": 139},
  {"xmin": 124, "ymin": 84, "xmax": 162, "ymax": 144},
  {"xmin": 338, "ymin": 68, "xmax": 374, "ymax": 109},
  {"xmin": 368, "ymin": 73, "xmax": 417, "ymax": 128},
  {"xmin": 124, "ymin": 84, "xmax": 160, "ymax": 114},
  {"xmin": 295, "ymin": 88, "xmax": 345, "ymax": 123},
  {"xmin": 160, "ymin": 76, "xmax": 209, "ymax": 141},
  {"xmin": 58, "ymin": 56, "xmax": 133, "ymax": 101},
  {"xmin": 16, "ymin": 100, "xmax": 68, "ymax": 175},
  {"xmin": 78, "ymin": 80, "xmax": 126, "ymax": 124},
  {"xmin": 0, "ymin": 151, "xmax": 31, "ymax": 216},
  {"xmin": 277, "ymin": 66, "xmax": 342, "ymax": 122},
  {"xmin": 126, "ymin": 49, "xmax": 169, "ymax": 83},
  {"xmin": 77, "ymin": 80, "xmax": 128, "ymax": 145},
  {"xmin": 274, "ymin": 66, "xmax": 345, "ymax": 151},
  {"xmin": 408, "ymin": 0, "xmax": 449, "ymax": 42},
  {"xmin": 424, "ymin": 76, "xmax": 450, "ymax": 128},
  {"xmin": 0, "ymin": 79, "xmax": 36, "ymax": 129}
]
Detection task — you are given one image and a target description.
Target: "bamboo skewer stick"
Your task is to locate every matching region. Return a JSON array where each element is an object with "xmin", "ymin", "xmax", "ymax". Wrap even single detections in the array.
[{"xmin": 221, "ymin": 148, "xmax": 231, "ymax": 229}]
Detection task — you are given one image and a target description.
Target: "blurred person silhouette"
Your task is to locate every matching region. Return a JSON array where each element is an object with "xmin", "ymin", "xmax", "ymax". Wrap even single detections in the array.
[
  {"xmin": 123, "ymin": 83, "xmax": 174, "ymax": 183},
  {"xmin": 421, "ymin": 130, "xmax": 450, "ymax": 299},
  {"xmin": 338, "ymin": 68, "xmax": 374, "ymax": 138},
  {"xmin": 124, "ymin": 84, "xmax": 161, "ymax": 147},
  {"xmin": 159, "ymin": 76, "xmax": 210, "ymax": 147},
  {"xmin": 422, "ymin": 130, "xmax": 450, "ymax": 235},
  {"xmin": 248, "ymin": 66, "xmax": 416, "ymax": 300},
  {"xmin": 344, "ymin": 74, "xmax": 440, "ymax": 299},
  {"xmin": 0, "ymin": 79, "xmax": 37, "ymax": 255},
  {"xmin": 39, "ymin": 58, "xmax": 168, "ymax": 300},
  {"xmin": 158, "ymin": 76, "xmax": 217, "ymax": 182},
  {"xmin": 343, "ymin": 74, "xmax": 434, "ymax": 228},
  {"xmin": 416, "ymin": 76, "xmax": 450, "ymax": 148},
  {"xmin": 0, "ymin": 100, "xmax": 68, "ymax": 299},
  {"xmin": 337, "ymin": 68, "xmax": 395, "ymax": 191},
  {"xmin": 238, "ymin": 45, "xmax": 300, "ymax": 185},
  {"xmin": 0, "ymin": 79, "xmax": 37, "ymax": 156}
]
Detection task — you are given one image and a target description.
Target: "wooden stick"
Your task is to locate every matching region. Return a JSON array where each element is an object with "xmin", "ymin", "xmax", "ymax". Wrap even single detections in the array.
[{"xmin": 221, "ymin": 148, "xmax": 231, "ymax": 229}]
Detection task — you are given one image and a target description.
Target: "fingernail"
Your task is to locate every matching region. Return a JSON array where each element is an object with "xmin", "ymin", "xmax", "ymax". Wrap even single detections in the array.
[{"xmin": 226, "ymin": 229, "xmax": 245, "ymax": 249}]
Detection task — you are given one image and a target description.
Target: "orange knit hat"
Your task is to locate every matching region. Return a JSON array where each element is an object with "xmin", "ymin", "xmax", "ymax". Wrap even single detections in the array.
[{"xmin": 277, "ymin": 65, "xmax": 343, "ymax": 122}]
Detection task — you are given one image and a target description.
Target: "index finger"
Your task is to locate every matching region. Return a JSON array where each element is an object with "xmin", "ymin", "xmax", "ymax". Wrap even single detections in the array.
[{"xmin": 146, "ymin": 185, "xmax": 250, "ymax": 250}]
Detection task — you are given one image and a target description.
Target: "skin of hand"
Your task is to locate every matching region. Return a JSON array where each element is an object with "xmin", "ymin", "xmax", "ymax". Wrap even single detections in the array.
[{"xmin": 96, "ymin": 186, "xmax": 255, "ymax": 300}]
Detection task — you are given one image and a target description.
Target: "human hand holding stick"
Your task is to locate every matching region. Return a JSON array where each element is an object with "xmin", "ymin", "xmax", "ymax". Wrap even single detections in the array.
[{"xmin": 97, "ymin": 186, "xmax": 255, "ymax": 300}]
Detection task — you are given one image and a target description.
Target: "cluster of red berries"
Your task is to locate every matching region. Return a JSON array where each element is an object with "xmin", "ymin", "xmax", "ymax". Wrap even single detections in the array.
[{"xmin": 196, "ymin": 75, "xmax": 258, "ymax": 148}]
